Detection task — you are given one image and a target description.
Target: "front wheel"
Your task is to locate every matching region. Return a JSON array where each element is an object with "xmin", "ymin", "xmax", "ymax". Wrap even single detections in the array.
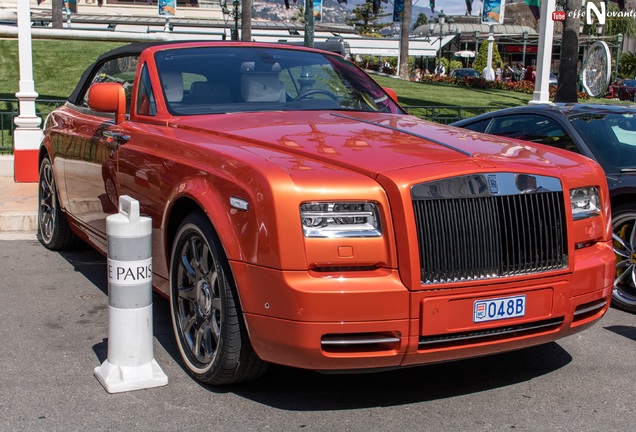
[
  {"xmin": 169, "ymin": 212, "xmax": 268, "ymax": 385},
  {"xmin": 612, "ymin": 203, "xmax": 636, "ymax": 313}
]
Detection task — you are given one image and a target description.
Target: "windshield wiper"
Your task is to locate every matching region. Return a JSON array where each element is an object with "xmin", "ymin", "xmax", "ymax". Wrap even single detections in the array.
[{"xmin": 620, "ymin": 168, "xmax": 636, "ymax": 173}]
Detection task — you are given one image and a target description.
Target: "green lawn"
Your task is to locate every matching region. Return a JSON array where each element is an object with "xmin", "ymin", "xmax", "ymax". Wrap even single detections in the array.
[
  {"xmin": 372, "ymin": 74, "xmax": 533, "ymax": 108},
  {"xmin": 0, "ymin": 39, "xmax": 126, "ymax": 100}
]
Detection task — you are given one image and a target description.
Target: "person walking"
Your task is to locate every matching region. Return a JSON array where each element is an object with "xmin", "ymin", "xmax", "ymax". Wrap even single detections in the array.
[{"xmin": 435, "ymin": 63, "xmax": 446, "ymax": 77}]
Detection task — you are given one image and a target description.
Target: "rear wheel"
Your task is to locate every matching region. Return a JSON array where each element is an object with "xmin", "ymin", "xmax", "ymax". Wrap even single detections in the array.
[
  {"xmin": 38, "ymin": 157, "xmax": 79, "ymax": 250},
  {"xmin": 169, "ymin": 212, "xmax": 268, "ymax": 384},
  {"xmin": 612, "ymin": 203, "xmax": 636, "ymax": 313}
]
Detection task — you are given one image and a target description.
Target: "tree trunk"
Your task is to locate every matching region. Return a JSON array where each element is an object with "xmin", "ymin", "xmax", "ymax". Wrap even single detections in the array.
[
  {"xmin": 399, "ymin": 0, "xmax": 411, "ymax": 80},
  {"xmin": 241, "ymin": 0, "xmax": 252, "ymax": 42},
  {"xmin": 554, "ymin": 0, "xmax": 582, "ymax": 103},
  {"xmin": 52, "ymin": 0, "xmax": 64, "ymax": 29}
]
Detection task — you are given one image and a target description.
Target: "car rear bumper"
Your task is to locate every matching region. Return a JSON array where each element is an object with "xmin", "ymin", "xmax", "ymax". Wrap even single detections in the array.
[{"xmin": 231, "ymin": 241, "xmax": 614, "ymax": 371}]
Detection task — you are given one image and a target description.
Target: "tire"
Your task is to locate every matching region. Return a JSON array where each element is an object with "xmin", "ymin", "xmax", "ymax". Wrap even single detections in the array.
[
  {"xmin": 169, "ymin": 212, "xmax": 268, "ymax": 385},
  {"xmin": 612, "ymin": 203, "xmax": 636, "ymax": 313},
  {"xmin": 38, "ymin": 157, "xmax": 79, "ymax": 250}
]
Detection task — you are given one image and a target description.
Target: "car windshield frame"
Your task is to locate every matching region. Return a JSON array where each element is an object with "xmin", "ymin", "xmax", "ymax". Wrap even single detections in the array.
[{"xmin": 154, "ymin": 46, "xmax": 404, "ymax": 116}]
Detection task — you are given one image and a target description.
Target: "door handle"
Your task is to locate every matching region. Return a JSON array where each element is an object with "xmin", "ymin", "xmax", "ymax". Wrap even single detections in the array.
[{"xmin": 102, "ymin": 130, "xmax": 130, "ymax": 149}]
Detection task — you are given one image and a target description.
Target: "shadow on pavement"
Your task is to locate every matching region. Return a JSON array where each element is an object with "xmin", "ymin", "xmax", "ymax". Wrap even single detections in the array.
[
  {"xmin": 55, "ymin": 245, "xmax": 573, "ymax": 410},
  {"xmin": 604, "ymin": 325, "xmax": 636, "ymax": 342}
]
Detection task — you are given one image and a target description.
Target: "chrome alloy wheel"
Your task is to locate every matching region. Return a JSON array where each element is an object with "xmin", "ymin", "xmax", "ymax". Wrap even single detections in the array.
[
  {"xmin": 38, "ymin": 160, "xmax": 57, "ymax": 244},
  {"xmin": 174, "ymin": 232, "xmax": 222, "ymax": 368},
  {"xmin": 170, "ymin": 212, "xmax": 268, "ymax": 384},
  {"xmin": 612, "ymin": 208, "xmax": 636, "ymax": 313}
]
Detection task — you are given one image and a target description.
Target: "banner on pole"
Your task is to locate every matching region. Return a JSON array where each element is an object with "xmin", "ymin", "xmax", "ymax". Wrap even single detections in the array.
[
  {"xmin": 313, "ymin": 0, "xmax": 323, "ymax": 22},
  {"xmin": 159, "ymin": 0, "xmax": 176, "ymax": 17},
  {"xmin": 482, "ymin": 0, "xmax": 506, "ymax": 24},
  {"xmin": 63, "ymin": 0, "xmax": 77, "ymax": 14},
  {"xmin": 393, "ymin": 0, "xmax": 404, "ymax": 22}
]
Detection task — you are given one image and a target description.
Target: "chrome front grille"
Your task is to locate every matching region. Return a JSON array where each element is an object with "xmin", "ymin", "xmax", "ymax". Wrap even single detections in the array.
[{"xmin": 412, "ymin": 173, "xmax": 568, "ymax": 284}]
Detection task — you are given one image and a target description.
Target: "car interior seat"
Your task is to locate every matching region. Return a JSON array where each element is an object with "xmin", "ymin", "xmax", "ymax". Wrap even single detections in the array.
[
  {"xmin": 188, "ymin": 81, "xmax": 232, "ymax": 104},
  {"xmin": 161, "ymin": 71, "xmax": 184, "ymax": 104},
  {"xmin": 240, "ymin": 61, "xmax": 286, "ymax": 103}
]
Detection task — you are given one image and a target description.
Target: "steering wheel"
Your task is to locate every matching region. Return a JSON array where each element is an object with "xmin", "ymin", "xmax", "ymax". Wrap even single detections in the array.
[{"xmin": 293, "ymin": 89, "xmax": 339, "ymax": 101}]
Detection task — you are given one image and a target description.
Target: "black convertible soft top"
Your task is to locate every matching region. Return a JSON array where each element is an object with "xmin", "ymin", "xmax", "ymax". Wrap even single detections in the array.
[{"xmin": 67, "ymin": 40, "xmax": 207, "ymax": 105}]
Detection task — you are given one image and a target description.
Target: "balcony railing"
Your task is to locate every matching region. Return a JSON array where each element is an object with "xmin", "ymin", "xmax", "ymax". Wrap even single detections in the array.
[{"xmin": 0, "ymin": 98, "xmax": 65, "ymax": 155}]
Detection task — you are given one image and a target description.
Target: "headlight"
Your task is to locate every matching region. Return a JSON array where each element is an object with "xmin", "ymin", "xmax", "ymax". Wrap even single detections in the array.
[
  {"xmin": 300, "ymin": 202, "xmax": 382, "ymax": 238},
  {"xmin": 570, "ymin": 187, "xmax": 600, "ymax": 220}
]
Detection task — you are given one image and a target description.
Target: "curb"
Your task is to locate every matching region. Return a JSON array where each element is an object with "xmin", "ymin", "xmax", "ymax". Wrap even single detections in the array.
[
  {"xmin": 0, "ymin": 212, "xmax": 37, "ymax": 233},
  {"xmin": 0, "ymin": 155, "xmax": 14, "ymax": 177}
]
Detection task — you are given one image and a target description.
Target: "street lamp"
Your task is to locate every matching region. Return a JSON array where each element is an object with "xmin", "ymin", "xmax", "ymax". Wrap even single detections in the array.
[
  {"xmin": 522, "ymin": 30, "xmax": 528, "ymax": 67},
  {"xmin": 222, "ymin": 0, "xmax": 241, "ymax": 41},
  {"xmin": 596, "ymin": 21, "xmax": 604, "ymax": 37},
  {"xmin": 615, "ymin": 33, "xmax": 623, "ymax": 82},
  {"xmin": 475, "ymin": 30, "xmax": 480, "ymax": 54},
  {"xmin": 436, "ymin": 10, "xmax": 446, "ymax": 75}
]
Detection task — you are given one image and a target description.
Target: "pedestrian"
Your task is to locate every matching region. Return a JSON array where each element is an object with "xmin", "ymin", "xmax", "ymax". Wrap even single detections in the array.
[
  {"xmin": 413, "ymin": 67, "xmax": 422, "ymax": 81},
  {"xmin": 435, "ymin": 63, "xmax": 446, "ymax": 76},
  {"xmin": 495, "ymin": 62, "xmax": 502, "ymax": 81},
  {"xmin": 524, "ymin": 60, "xmax": 536, "ymax": 82},
  {"xmin": 503, "ymin": 64, "xmax": 514, "ymax": 82}
]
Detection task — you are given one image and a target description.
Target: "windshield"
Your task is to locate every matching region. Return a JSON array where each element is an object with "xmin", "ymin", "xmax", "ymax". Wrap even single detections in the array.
[
  {"xmin": 154, "ymin": 46, "xmax": 404, "ymax": 116},
  {"xmin": 569, "ymin": 112, "xmax": 636, "ymax": 172}
]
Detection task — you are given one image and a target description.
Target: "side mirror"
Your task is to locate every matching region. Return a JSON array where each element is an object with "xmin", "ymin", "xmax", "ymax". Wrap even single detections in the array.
[
  {"xmin": 383, "ymin": 87, "xmax": 398, "ymax": 102},
  {"xmin": 88, "ymin": 82, "xmax": 127, "ymax": 124}
]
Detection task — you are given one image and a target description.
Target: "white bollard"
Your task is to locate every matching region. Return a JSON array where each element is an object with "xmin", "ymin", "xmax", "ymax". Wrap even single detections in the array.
[{"xmin": 94, "ymin": 195, "xmax": 168, "ymax": 393}]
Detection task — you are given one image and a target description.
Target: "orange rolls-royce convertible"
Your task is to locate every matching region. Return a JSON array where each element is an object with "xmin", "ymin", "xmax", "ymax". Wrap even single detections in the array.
[{"xmin": 38, "ymin": 41, "xmax": 615, "ymax": 385}]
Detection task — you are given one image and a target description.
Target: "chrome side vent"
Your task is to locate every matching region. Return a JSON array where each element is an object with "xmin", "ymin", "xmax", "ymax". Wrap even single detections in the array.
[{"xmin": 321, "ymin": 333, "xmax": 400, "ymax": 353}]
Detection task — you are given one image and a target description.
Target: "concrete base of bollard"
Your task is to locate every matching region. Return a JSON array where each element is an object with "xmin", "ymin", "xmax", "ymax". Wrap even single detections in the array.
[{"xmin": 94, "ymin": 358, "xmax": 168, "ymax": 394}]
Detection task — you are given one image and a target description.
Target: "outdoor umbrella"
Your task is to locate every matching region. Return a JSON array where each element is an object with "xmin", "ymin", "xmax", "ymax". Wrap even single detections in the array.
[{"xmin": 454, "ymin": 50, "xmax": 475, "ymax": 67}]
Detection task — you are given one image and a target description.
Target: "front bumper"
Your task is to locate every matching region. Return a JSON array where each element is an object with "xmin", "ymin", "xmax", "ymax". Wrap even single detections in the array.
[{"xmin": 230, "ymin": 241, "xmax": 614, "ymax": 371}]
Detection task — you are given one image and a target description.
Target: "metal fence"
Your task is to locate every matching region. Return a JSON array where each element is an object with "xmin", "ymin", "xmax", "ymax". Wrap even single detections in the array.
[
  {"xmin": 402, "ymin": 105, "xmax": 504, "ymax": 124},
  {"xmin": 0, "ymin": 98, "xmax": 66, "ymax": 154},
  {"xmin": 0, "ymin": 99, "xmax": 502, "ymax": 153}
]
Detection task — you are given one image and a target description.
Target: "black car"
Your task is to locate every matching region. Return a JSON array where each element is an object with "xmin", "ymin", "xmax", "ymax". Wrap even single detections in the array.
[
  {"xmin": 449, "ymin": 68, "xmax": 480, "ymax": 78},
  {"xmin": 452, "ymin": 104, "xmax": 636, "ymax": 313}
]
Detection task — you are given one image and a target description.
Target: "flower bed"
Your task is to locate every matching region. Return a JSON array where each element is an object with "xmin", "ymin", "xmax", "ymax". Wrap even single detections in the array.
[{"xmin": 417, "ymin": 75, "xmax": 589, "ymax": 100}]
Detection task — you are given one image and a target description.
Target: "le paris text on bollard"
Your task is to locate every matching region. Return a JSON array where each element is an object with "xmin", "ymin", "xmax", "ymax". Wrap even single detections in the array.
[{"xmin": 94, "ymin": 195, "xmax": 168, "ymax": 393}]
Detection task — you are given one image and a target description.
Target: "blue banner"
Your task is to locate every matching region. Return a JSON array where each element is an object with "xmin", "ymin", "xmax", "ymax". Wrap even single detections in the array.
[
  {"xmin": 313, "ymin": 0, "xmax": 323, "ymax": 22},
  {"xmin": 482, "ymin": 0, "xmax": 506, "ymax": 24},
  {"xmin": 393, "ymin": 0, "xmax": 404, "ymax": 22},
  {"xmin": 63, "ymin": 0, "xmax": 77, "ymax": 14},
  {"xmin": 159, "ymin": 0, "xmax": 176, "ymax": 17}
]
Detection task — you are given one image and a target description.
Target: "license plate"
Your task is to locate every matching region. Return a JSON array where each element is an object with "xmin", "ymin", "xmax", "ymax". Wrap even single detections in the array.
[{"xmin": 473, "ymin": 295, "xmax": 526, "ymax": 323}]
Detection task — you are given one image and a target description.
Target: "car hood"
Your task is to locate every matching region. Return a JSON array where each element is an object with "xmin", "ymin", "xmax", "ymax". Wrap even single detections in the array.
[{"xmin": 171, "ymin": 111, "xmax": 586, "ymax": 177}]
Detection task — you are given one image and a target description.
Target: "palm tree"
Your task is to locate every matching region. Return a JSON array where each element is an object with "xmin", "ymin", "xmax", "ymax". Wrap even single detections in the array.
[
  {"xmin": 52, "ymin": 0, "xmax": 63, "ymax": 29},
  {"xmin": 399, "ymin": 0, "xmax": 412, "ymax": 80},
  {"xmin": 554, "ymin": 0, "xmax": 583, "ymax": 102}
]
